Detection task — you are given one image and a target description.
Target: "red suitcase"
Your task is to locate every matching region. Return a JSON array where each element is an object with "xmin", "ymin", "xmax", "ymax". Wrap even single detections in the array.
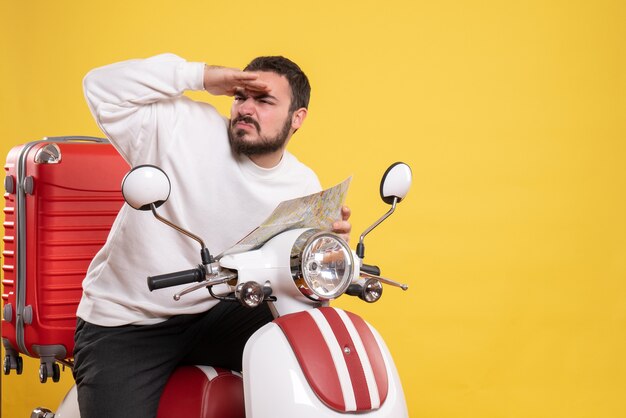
[{"xmin": 2, "ymin": 136, "xmax": 128, "ymax": 382}]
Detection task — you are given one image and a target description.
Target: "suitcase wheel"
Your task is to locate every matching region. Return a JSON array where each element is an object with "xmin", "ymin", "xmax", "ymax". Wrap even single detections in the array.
[
  {"xmin": 39, "ymin": 362, "xmax": 60, "ymax": 383},
  {"xmin": 53, "ymin": 363, "xmax": 60, "ymax": 382},
  {"xmin": 3, "ymin": 356, "xmax": 10, "ymax": 375},
  {"xmin": 38, "ymin": 364, "xmax": 46, "ymax": 383},
  {"xmin": 3, "ymin": 353, "xmax": 23, "ymax": 375}
]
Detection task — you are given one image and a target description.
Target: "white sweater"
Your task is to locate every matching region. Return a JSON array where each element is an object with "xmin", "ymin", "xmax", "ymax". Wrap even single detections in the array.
[{"xmin": 77, "ymin": 54, "xmax": 321, "ymax": 326}]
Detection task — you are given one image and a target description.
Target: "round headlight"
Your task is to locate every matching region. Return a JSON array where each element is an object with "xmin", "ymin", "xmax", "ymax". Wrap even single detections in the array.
[{"xmin": 291, "ymin": 231, "xmax": 354, "ymax": 301}]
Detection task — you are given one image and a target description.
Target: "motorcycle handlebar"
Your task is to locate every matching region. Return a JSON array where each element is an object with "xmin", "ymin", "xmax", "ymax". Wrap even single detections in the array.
[
  {"xmin": 147, "ymin": 266, "xmax": 206, "ymax": 291},
  {"xmin": 360, "ymin": 264, "xmax": 381, "ymax": 276}
]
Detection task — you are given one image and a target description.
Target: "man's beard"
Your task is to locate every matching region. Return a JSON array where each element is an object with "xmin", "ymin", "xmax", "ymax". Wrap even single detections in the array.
[{"xmin": 228, "ymin": 114, "xmax": 292, "ymax": 156}]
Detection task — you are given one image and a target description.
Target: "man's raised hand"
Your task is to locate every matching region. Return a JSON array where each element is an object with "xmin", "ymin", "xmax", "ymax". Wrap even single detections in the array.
[{"xmin": 203, "ymin": 65, "xmax": 269, "ymax": 96}]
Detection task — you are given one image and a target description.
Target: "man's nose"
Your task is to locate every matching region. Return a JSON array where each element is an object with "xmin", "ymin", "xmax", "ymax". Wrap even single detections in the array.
[{"xmin": 237, "ymin": 98, "xmax": 255, "ymax": 116}]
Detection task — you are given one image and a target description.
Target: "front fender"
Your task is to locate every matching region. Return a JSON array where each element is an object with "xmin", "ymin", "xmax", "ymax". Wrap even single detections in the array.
[{"xmin": 242, "ymin": 307, "xmax": 408, "ymax": 418}]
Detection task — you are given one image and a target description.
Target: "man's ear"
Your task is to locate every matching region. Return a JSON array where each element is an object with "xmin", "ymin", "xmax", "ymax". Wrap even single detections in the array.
[{"xmin": 291, "ymin": 108, "xmax": 308, "ymax": 131}]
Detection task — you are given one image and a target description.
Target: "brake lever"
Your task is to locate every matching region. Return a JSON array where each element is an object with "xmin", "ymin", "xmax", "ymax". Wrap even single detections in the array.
[{"xmin": 173, "ymin": 271, "xmax": 238, "ymax": 301}]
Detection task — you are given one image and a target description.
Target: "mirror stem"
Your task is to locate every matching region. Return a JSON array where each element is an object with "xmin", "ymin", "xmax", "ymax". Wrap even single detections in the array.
[
  {"xmin": 356, "ymin": 197, "xmax": 398, "ymax": 259},
  {"xmin": 150, "ymin": 204, "xmax": 214, "ymax": 266}
]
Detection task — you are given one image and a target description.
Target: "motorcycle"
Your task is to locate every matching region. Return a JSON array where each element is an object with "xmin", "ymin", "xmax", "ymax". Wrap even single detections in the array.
[{"xmin": 32, "ymin": 162, "xmax": 413, "ymax": 418}]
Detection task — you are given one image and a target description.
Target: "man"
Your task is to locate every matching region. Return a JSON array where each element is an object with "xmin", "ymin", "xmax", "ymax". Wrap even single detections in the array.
[{"xmin": 73, "ymin": 53, "xmax": 351, "ymax": 417}]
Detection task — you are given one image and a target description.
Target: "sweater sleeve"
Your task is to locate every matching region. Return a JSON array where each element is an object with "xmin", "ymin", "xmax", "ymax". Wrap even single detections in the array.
[{"xmin": 82, "ymin": 53, "xmax": 206, "ymax": 164}]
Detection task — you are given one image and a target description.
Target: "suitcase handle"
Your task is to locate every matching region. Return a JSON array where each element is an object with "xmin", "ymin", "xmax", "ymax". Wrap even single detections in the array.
[{"xmin": 43, "ymin": 136, "xmax": 108, "ymax": 143}]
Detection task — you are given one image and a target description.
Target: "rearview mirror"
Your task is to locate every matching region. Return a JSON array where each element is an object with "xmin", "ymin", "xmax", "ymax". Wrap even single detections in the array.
[
  {"xmin": 120, "ymin": 165, "xmax": 213, "ymax": 266},
  {"xmin": 380, "ymin": 162, "xmax": 412, "ymax": 205},
  {"xmin": 357, "ymin": 162, "xmax": 413, "ymax": 260},
  {"xmin": 121, "ymin": 165, "xmax": 171, "ymax": 211}
]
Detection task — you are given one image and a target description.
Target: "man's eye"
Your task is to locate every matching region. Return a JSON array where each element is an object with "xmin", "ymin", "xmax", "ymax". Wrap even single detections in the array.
[{"xmin": 234, "ymin": 95, "xmax": 245, "ymax": 101}]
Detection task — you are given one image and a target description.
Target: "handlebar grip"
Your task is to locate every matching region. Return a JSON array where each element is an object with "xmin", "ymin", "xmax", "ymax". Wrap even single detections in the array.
[
  {"xmin": 147, "ymin": 266, "xmax": 205, "ymax": 291},
  {"xmin": 346, "ymin": 283, "xmax": 363, "ymax": 297},
  {"xmin": 360, "ymin": 264, "xmax": 381, "ymax": 276}
]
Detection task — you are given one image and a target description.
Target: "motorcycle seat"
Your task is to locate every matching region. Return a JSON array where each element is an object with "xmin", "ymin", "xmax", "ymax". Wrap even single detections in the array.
[{"xmin": 157, "ymin": 365, "xmax": 244, "ymax": 418}]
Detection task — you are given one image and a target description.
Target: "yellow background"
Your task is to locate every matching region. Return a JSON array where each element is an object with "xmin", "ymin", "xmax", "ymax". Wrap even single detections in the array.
[{"xmin": 2, "ymin": 0, "xmax": 625, "ymax": 417}]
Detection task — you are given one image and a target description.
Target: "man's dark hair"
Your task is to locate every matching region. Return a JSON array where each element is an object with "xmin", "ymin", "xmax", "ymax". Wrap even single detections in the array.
[{"xmin": 244, "ymin": 56, "xmax": 310, "ymax": 112}]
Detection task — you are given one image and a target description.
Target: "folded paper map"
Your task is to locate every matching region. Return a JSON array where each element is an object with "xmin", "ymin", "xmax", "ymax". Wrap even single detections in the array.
[{"xmin": 221, "ymin": 177, "xmax": 351, "ymax": 256}]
